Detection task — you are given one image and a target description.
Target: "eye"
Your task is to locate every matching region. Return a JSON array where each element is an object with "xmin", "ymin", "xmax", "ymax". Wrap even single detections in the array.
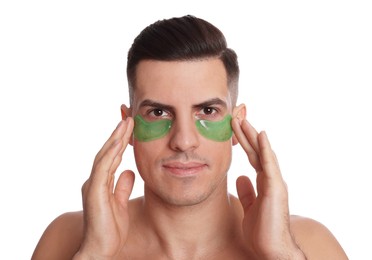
[
  {"xmin": 196, "ymin": 106, "xmax": 221, "ymax": 121},
  {"xmin": 201, "ymin": 107, "xmax": 217, "ymax": 115},
  {"xmin": 152, "ymin": 109, "xmax": 165, "ymax": 117},
  {"xmin": 148, "ymin": 108, "xmax": 170, "ymax": 119}
]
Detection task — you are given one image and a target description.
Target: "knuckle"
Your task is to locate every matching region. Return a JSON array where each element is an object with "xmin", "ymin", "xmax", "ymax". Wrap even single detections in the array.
[
  {"xmin": 81, "ymin": 179, "xmax": 90, "ymax": 195},
  {"xmin": 92, "ymin": 154, "xmax": 105, "ymax": 170},
  {"xmin": 93, "ymin": 160, "xmax": 105, "ymax": 174},
  {"xmin": 94, "ymin": 152, "xmax": 102, "ymax": 163}
]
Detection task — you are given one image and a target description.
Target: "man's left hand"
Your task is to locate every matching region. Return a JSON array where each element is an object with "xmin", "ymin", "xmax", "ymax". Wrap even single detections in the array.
[{"xmin": 232, "ymin": 118, "xmax": 307, "ymax": 260}]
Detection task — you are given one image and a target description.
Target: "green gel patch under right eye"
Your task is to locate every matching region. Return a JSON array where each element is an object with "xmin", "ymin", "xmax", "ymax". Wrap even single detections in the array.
[
  {"xmin": 195, "ymin": 115, "xmax": 233, "ymax": 142},
  {"xmin": 134, "ymin": 115, "xmax": 172, "ymax": 142}
]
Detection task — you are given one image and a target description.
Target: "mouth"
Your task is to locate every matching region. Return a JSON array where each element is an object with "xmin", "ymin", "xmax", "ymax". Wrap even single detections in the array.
[{"xmin": 162, "ymin": 161, "xmax": 208, "ymax": 177}]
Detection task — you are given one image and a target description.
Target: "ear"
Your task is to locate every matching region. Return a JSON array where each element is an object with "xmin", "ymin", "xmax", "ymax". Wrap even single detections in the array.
[
  {"xmin": 120, "ymin": 104, "xmax": 134, "ymax": 146},
  {"xmin": 232, "ymin": 103, "xmax": 246, "ymax": 146},
  {"xmin": 120, "ymin": 104, "xmax": 132, "ymax": 120}
]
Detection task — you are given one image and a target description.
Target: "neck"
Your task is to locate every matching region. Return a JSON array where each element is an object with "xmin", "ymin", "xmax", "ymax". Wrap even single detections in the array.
[{"xmin": 140, "ymin": 178, "xmax": 243, "ymax": 258}]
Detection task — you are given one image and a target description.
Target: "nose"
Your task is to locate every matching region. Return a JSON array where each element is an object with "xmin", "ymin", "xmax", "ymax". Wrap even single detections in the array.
[{"xmin": 169, "ymin": 115, "xmax": 200, "ymax": 152}]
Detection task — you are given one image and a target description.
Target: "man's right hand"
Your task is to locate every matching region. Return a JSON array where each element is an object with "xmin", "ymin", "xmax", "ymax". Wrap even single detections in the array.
[{"xmin": 73, "ymin": 118, "xmax": 135, "ymax": 260}]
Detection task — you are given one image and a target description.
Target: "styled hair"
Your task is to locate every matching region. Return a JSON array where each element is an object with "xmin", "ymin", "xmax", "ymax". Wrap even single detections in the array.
[{"xmin": 126, "ymin": 15, "xmax": 239, "ymax": 105}]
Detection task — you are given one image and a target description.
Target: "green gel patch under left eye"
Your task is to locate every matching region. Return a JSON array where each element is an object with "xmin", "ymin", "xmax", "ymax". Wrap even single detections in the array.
[
  {"xmin": 195, "ymin": 115, "xmax": 233, "ymax": 142},
  {"xmin": 134, "ymin": 115, "xmax": 172, "ymax": 142}
]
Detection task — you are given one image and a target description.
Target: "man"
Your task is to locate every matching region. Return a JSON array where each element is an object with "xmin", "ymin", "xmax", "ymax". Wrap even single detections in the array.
[{"xmin": 32, "ymin": 15, "xmax": 348, "ymax": 259}]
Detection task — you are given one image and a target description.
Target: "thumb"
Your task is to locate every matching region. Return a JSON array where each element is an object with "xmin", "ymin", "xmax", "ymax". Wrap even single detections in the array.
[
  {"xmin": 236, "ymin": 175, "xmax": 256, "ymax": 211},
  {"xmin": 114, "ymin": 170, "xmax": 135, "ymax": 208}
]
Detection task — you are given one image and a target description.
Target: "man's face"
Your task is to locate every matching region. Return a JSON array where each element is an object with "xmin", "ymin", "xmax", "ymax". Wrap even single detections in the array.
[{"xmin": 131, "ymin": 58, "xmax": 234, "ymax": 206}]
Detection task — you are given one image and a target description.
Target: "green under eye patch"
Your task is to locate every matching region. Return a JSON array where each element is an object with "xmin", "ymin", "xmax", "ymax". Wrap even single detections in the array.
[
  {"xmin": 134, "ymin": 115, "xmax": 172, "ymax": 142},
  {"xmin": 134, "ymin": 115, "xmax": 232, "ymax": 142},
  {"xmin": 195, "ymin": 115, "xmax": 232, "ymax": 142}
]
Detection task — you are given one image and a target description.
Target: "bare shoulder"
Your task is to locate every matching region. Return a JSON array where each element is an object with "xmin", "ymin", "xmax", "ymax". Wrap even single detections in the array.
[
  {"xmin": 32, "ymin": 211, "xmax": 84, "ymax": 260},
  {"xmin": 290, "ymin": 215, "xmax": 348, "ymax": 259}
]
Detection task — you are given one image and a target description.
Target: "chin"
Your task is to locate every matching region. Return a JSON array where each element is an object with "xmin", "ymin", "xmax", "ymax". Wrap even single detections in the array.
[
  {"xmin": 163, "ymin": 194, "xmax": 209, "ymax": 207},
  {"xmin": 155, "ymin": 182, "xmax": 222, "ymax": 208}
]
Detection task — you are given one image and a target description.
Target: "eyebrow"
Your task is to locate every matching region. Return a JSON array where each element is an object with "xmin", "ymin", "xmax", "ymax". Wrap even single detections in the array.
[
  {"xmin": 138, "ymin": 99, "xmax": 175, "ymax": 113},
  {"xmin": 192, "ymin": 98, "xmax": 227, "ymax": 110},
  {"xmin": 139, "ymin": 98, "xmax": 227, "ymax": 110}
]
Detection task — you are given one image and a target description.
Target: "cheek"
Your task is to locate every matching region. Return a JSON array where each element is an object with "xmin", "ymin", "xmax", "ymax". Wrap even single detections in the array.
[
  {"xmin": 133, "ymin": 142, "xmax": 151, "ymax": 170},
  {"xmin": 133, "ymin": 140, "xmax": 164, "ymax": 178},
  {"xmin": 204, "ymin": 141, "xmax": 233, "ymax": 172}
]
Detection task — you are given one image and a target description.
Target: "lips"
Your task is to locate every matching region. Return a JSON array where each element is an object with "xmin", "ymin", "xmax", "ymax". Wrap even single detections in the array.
[{"xmin": 162, "ymin": 161, "xmax": 207, "ymax": 177}]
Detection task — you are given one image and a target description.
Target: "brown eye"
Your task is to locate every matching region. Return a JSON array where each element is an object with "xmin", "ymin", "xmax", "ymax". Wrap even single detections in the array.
[
  {"xmin": 149, "ymin": 109, "xmax": 170, "ymax": 119},
  {"xmin": 153, "ymin": 109, "xmax": 164, "ymax": 116},
  {"xmin": 203, "ymin": 107, "xmax": 215, "ymax": 115}
]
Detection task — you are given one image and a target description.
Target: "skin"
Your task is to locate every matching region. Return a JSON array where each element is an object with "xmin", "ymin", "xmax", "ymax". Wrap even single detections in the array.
[{"xmin": 32, "ymin": 59, "xmax": 348, "ymax": 260}]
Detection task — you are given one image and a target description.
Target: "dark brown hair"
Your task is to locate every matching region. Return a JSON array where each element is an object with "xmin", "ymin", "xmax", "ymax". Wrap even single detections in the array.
[{"xmin": 127, "ymin": 15, "xmax": 239, "ymax": 105}]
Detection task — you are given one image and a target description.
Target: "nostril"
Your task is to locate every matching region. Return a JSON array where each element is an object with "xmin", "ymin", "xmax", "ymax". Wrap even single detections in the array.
[{"xmin": 169, "ymin": 121, "xmax": 200, "ymax": 152}]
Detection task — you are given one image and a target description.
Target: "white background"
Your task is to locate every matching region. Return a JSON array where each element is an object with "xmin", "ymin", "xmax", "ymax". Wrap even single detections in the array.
[{"xmin": 1, "ymin": 1, "xmax": 371, "ymax": 259}]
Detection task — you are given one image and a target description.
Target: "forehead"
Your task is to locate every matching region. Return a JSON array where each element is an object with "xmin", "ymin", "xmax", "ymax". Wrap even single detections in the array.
[{"xmin": 133, "ymin": 59, "xmax": 230, "ymax": 108}]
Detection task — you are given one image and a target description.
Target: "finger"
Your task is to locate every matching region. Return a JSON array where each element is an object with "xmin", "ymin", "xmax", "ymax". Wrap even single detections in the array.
[
  {"xmin": 90, "ymin": 138, "xmax": 123, "ymax": 189},
  {"xmin": 81, "ymin": 179, "xmax": 91, "ymax": 207},
  {"xmin": 108, "ymin": 172, "xmax": 115, "ymax": 194},
  {"xmin": 241, "ymin": 119, "xmax": 260, "ymax": 154},
  {"xmin": 90, "ymin": 118, "xmax": 134, "ymax": 189},
  {"xmin": 114, "ymin": 170, "xmax": 135, "ymax": 208},
  {"xmin": 236, "ymin": 175, "xmax": 256, "ymax": 212},
  {"xmin": 108, "ymin": 118, "xmax": 134, "ymax": 179},
  {"xmin": 258, "ymin": 131, "xmax": 283, "ymax": 181},
  {"xmin": 232, "ymin": 118, "xmax": 262, "ymax": 171},
  {"xmin": 254, "ymin": 131, "xmax": 289, "ymax": 201},
  {"xmin": 94, "ymin": 119, "xmax": 128, "ymax": 163}
]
